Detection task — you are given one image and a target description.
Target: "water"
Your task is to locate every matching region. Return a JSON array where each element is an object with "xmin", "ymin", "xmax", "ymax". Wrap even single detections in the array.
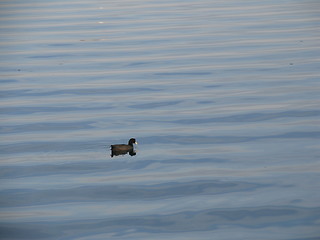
[{"xmin": 1, "ymin": 0, "xmax": 320, "ymax": 239}]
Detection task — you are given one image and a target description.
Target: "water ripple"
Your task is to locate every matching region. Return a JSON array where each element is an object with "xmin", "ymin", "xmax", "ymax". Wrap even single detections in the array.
[
  {"xmin": 171, "ymin": 110, "xmax": 320, "ymax": 124},
  {"xmin": 0, "ymin": 131, "xmax": 319, "ymax": 154},
  {"xmin": 0, "ymin": 206, "xmax": 318, "ymax": 239},
  {"xmin": 0, "ymin": 180, "xmax": 264, "ymax": 207}
]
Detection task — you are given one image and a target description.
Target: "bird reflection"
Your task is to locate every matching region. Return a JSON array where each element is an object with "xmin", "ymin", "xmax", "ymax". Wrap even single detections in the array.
[{"xmin": 110, "ymin": 138, "xmax": 138, "ymax": 158}]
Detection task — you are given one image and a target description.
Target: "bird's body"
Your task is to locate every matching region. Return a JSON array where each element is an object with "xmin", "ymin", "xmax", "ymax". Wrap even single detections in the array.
[
  {"xmin": 111, "ymin": 144, "xmax": 133, "ymax": 151},
  {"xmin": 110, "ymin": 138, "xmax": 137, "ymax": 157}
]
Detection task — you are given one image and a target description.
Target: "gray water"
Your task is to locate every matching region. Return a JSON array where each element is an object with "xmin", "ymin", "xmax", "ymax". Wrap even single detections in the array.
[{"xmin": 1, "ymin": 0, "xmax": 320, "ymax": 239}]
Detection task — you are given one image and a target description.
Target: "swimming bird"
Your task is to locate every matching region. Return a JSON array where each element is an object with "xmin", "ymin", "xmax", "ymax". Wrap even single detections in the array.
[{"xmin": 110, "ymin": 138, "xmax": 138, "ymax": 157}]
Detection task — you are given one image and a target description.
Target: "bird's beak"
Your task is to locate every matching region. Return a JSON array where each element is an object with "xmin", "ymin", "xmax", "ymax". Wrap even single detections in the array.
[{"xmin": 135, "ymin": 141, "xmax": 138, "ymax": 145}]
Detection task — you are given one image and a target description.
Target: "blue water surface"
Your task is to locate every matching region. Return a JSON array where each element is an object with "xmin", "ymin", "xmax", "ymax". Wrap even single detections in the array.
[{"xmin": 0, "ymin": 0, "xmax": 320, "ymax": 239}]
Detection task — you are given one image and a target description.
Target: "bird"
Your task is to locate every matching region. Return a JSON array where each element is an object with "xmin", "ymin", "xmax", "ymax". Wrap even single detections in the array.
[{"xmin": 110, "ymin": 138, "xmax": 138, "ymax": 157}]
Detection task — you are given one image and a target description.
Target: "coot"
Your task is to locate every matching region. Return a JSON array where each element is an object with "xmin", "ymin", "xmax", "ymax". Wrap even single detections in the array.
[{"xmin": 110, "ymin": 138, "xmax": 138, "ymax": 157}]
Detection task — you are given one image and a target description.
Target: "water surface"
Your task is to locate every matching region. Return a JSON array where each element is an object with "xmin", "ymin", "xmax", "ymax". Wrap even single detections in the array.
[{"xmin": 1, "ymin": 0, "xmax": 320, "ymax": 239}]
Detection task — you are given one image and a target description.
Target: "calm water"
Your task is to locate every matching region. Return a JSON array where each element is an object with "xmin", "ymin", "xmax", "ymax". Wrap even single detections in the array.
[{"xmin": 1, "ymin": 0, "xmax": 320, "ymax": 239}]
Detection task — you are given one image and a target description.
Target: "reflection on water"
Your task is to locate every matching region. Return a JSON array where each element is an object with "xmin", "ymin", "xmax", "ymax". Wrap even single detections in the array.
[
  {"xmin": 2, "ymin": 206, "xmax": 319, "ymax": 239},
  {"xmin": 1, "ymin": 0, "xmax": 320, "ymax": 239},
  {"xmin": 0, "ymin": 180, "xmax": 263, "ymax": 207}
]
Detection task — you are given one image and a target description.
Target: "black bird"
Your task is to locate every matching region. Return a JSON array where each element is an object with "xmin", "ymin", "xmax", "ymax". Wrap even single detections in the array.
[{"xmin": 110, "ymin": 138, "xmax": 138, "ymax": 157}]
